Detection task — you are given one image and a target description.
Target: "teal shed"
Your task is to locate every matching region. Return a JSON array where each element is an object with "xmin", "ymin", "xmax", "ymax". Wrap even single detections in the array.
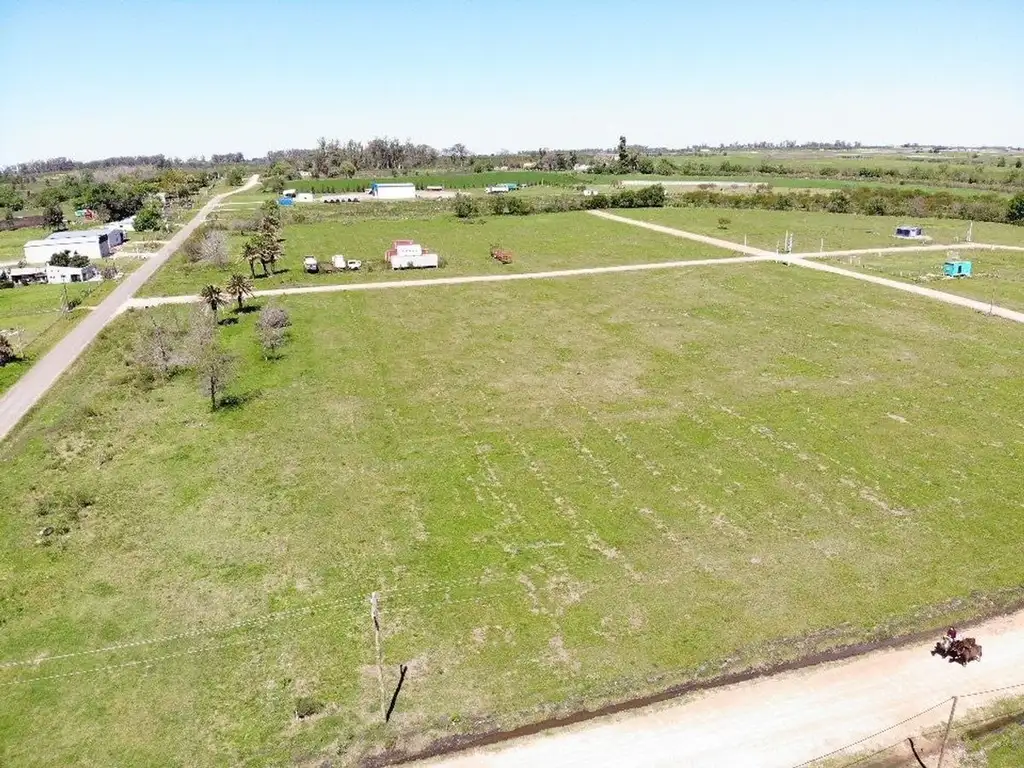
[{"xmin": 943, "ymin": 259, "xmax": 972, "ymax": 277}]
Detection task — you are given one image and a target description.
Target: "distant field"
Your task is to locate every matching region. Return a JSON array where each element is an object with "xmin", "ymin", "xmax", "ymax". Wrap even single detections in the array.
[
  {"xmin": 138, "ymin": 212, "xmax": 738, "ymax": 296},
  {"xmin": 2, "ymin": 264, "xmax": 1023, "ymax": 766},
  {"xmin": 833, "ymin": 248, "xmax": 1024, "ymax": 313},
  {"xmin": 613, "ymin": 207, "xmax": 1024, "ymax": 252},
  {"xmin": 292, "ymin": 171, "xmax": 586, "ymax": 193}
]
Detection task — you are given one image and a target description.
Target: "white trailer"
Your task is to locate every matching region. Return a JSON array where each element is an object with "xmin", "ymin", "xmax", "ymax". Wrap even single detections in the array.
[
  {"xmin": 370, "ymin": 182, "xmax": 416, "ymax": 200},
  {"xmin": 390, "ymin": 252, "xmax": 439, "ymax": 270},
  {"xmin": 295, "ymin": 192, "xmax": 314, "ymax": 203}
]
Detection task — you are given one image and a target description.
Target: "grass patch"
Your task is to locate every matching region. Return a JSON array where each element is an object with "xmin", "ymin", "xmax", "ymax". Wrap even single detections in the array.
[
  {"xmin": 613, "ymin": 207, "xmax": 1024, "ymax": 252},
  {"xmin": 830, "ymin": 249, "xmax": 1024, "ymax": 313},
  {"xmin": 1, "ymin": 263, "xmax": 1023, "ymax": 765},
  {"xmin": 0, "ymin": 227, "xmax": 49, "ymax": 261},
  {"xmin": 138, "ymin": 211, "xmax": 737, "ymax": 297}
]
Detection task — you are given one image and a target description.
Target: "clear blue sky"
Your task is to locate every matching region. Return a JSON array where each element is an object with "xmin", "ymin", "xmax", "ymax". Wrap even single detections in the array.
[{"xmin": 1, "ymin": 0, "xmax": 1022, "ymax": 165}]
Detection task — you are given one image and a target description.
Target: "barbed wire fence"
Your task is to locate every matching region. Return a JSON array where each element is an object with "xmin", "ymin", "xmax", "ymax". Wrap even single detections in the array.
[{"xmin": 795, "ymin": 680, "xmax": 1024, "ymax": 768}]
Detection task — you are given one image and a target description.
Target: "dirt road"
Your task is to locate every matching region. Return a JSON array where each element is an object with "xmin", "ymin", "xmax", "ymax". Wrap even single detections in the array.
[
  {"xmin": 419, "ymin": 612, "xmax": 1024, "ymax": 768},
  {"xmin": 0, "ymin": 176, "xmax": 260, "ymax": 444},
  {"xmin": 591, "ymin": 211, "xmax": 1024, "ymax": 325},
  {"xmin": 123, "ymin": 253, "xmax": 774, "ymax": 310}
]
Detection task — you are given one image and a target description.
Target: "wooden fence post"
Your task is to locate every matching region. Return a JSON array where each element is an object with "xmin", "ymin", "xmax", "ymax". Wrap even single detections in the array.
[
  {"xmin": 937, "ymin": 696, "xmax": 959, "ymax": 768},
  {"xmin": 370, "ymin": 592, "xmax": 386, "ymax": 721}
]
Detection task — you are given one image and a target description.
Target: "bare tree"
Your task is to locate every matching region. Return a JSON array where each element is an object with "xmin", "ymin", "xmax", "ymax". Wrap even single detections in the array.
[
  {"xmin": 131, "ymin": 314, "xmax": 188, "ymax": 380},
  {"xmin": 187, "ymin": 313, "xmax": 234, "ymax": 409},
  {"xmin": 256, "ymin": 304, "xmax": 290, "ymax": 359},
  {"xmin": 199, "ymin": 230, "xmax": 229, "ymax": 267}
]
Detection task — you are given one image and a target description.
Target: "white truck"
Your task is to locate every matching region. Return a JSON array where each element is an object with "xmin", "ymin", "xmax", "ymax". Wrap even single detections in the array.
[
  {"xmin": 332, "ymin": 255, "xmax": 362, "ymax": 270},
  {"xmin": 303, "ymin": 256, "xmax": 319, "ymax": 273}
]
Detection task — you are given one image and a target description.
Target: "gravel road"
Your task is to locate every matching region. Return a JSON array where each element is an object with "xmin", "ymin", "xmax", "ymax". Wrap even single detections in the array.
[
  {"xmin": 0, "ymin": 176, "xmax": 259, "ymax": 444},
  {"xmin": 418, "ymin": 611, "xmax": 1024, "ymax": 768}
]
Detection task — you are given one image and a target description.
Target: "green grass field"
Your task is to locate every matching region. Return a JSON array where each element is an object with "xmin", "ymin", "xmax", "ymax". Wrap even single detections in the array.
[
  {"xmin": 137, "ymin": 212, "xmax": 738, "ymax": 297},
  {"xmin": 2, "ymin": 263, "xmax": 1023, "ymax": 766},
  {"xmin": 0, "ymin": 227, "xmax": 48, "ymax": 261},
  {"xmin": 614, "ymin": 207, "xmax": 1024, "ymax": 252},
  {"xmin": 830, "ymin": 248, "xmax": 1024, "ymax": 313}
]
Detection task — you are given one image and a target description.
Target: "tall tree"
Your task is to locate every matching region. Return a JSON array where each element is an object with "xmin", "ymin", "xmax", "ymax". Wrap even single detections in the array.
[{"xmin": 225, "ymin": 274, "xmax": 254, "ymax": 312}]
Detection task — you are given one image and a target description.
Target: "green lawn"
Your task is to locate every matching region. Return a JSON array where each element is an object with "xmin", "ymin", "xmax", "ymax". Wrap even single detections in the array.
[
  {"xmin": 830, "ymin": 249, "xmax": 1024, "ymax": 313},
  {"xmin": 0, "ymin": 227, "xmax": 48, "ymax": 261},
  {"xmin": 138, "ymin": 212, "xmax": 739, "ymax": 296},
  {"xmin": 2, "ymin": 263, "xmax": 1023, "ymax": 766},
  {"xmin": 614, "ymin": 207, "xmax": 1024, "ymax": 252}
]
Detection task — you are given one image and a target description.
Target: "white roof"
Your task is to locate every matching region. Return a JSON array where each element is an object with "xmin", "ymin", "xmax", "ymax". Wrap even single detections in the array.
[
  {"xmin": 10, "ymin": 267, "xmax": 45, "ymax": 275},
  {"xmin": 45, "ymin": 230, "xmax": 107, "ymax": 241}
]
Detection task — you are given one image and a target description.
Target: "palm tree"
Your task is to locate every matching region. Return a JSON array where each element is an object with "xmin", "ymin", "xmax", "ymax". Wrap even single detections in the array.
[
  {"xmin": 199, "ymin": 284, "xmax": 226, "ymax": 320},
  {"xmin": 225, "ymin": 274, "xmax": 254, "ymax": 312},
  {"xmin": 241, "ymin": 239, "xmax": 260, "ymax": 278}
]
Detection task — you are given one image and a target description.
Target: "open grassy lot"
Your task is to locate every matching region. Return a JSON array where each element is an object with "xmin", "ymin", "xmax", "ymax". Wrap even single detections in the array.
[
  {"xmin": 614, "ymin": 207, "xmax": 1024, "ymax": 252},
  {"xmin": 138, "ymin": 212, "xmax": 738, "ymax": 297},
  {"xmin": 832, "ymin": 248, "xmax": 1024, "ymax": 313},
  {"xmin": 2, "ymin": 263, "xmax": 1023, "ymax": 766}
]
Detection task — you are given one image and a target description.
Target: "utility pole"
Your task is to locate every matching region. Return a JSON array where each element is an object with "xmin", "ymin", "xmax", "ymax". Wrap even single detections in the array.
[
  {"xmin": 937, "ymin": 696, "xmax": 959, "ymax": 768},
  {"xmin": 370, "ymin": 592, "xmax": 386, "ymax": 721}
]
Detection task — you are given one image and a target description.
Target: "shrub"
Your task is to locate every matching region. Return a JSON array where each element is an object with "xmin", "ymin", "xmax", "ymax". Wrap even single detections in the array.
[
  {"xmin": 294, "ymin": 697, "xmax": 323, "ymax": 719},
  {"xmin": 1007, "ymin": 194, "xmax": 1024, "ymax": 225},
  {"xmin": 133, "ymin": 204, "xmax": 162, "ymax": 232},
  {"xmin": 488, "ymin": 195, "xmax": 509, "ymax": 215},
  {"xmin": 453, "ymin": 194, "xmax": 477, "ymax": 219},
  {"xmin": 717, "ymin": 217, "xmax": 731, "ymax": 230},
  {"xmin": 225, "ymin": 167, "xmax": 245, "ymax": 186},
  {"xmin": 825, "ymin": 191, "xmax": 852, "ymax": 214},
  {"xmin": 505, "ymin": 195, "xmax": 533, "ymax": 215},
  {"xmin": 0, "ymin": 332, "xmax": 17, "ymax": 366}
]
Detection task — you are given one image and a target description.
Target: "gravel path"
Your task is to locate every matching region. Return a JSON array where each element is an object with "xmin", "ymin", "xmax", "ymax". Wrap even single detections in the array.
[
  {"xmin": 0, "ymin": 177, "xmax": 260, "ymax": 444},
  {"xmin": 590, "ymin": 210, "xmax": 1024, "ymax": 325},
  {"xmin": 123, "ymin": 254, "xmax": 775, "ymax": 309},
  {"xmin": 418, "ymin": 612, "xmax": 1024, "ymax": 768}
]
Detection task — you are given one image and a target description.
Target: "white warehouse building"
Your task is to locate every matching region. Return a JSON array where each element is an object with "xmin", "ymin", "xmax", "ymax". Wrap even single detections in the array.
[
  {"xmin": 23, "ymin": 232, "xmax": 111, "ymax": 264},
  {"xmin": 48, "ymin": 226, "xmax": 126, "ymax": 248},
  {"xmin": 369, "ymin": 182, "xmax": 416, "ymax": 200}
]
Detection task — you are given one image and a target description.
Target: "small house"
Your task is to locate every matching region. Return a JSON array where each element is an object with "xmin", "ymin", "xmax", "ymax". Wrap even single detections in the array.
[
  {"xmin": 895, "ymin": 225, "xmax": 923, "ymax": 239},
  {"xmin": 45, "ymin": 264, "xmax": 99, "ymax": 284},
  {"xmin": 8, "ymin": 267, "xmax": 47, "ymax": 285},
  {"xmin": 943, "ymin": 259, "xmax": 972, "ymax": 278},
  {"xmin": 370, "ymin": 182, "xmax": 416, "ymax": 200}
]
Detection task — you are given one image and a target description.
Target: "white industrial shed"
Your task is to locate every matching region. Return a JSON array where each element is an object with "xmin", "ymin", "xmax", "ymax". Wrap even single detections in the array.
[
  {"xmin": 23, "ymin": 233, "xmax": 111, "ymax": 264},
  {"xmin": 48, "ymin": 226, "xmax": 126, "ymax": 248},
  {"xmin": 370, "ymin": 182, "xmax": 416, "ymax": 200}
]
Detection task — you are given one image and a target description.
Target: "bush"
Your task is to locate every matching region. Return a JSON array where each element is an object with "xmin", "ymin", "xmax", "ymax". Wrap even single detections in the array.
[
  {"xmin": 505, "ymin": 195, "xmax": 533, "ymax": 215},
  {"xmin": 825, "ymin": 191, "xmax": 851, "ymax": 214},
  {"xmin": 133, "ymin": 204, "xmax": 162, "ymax": 232},
  {"xmin": 0, "ymin": 332, "xmax": 17, "ymax": 366},
  {"xmin": 294, "ymin": 696, "xmax": 323, "ymax": 719},
  {"xmin": 717, "ymin": 217, "xmax": 731, "ymax": 229},
  {"xmin": 49, "ymin": 250, "xmax": 72, "ymax": 267},
  {"xmin": 1007, "ymin": 194, "xmax": 1024, "ymax": 225},
  {"xmin": 225, "ymin": 167, "xmax": 245, "ymax": 186},
  {"xmin": 453, "ymin": 194, "xmax": 477, "ymax": 218},
  {"xmin": 488, "ymin": 195, "xmax": 509, "ymax": 215}
]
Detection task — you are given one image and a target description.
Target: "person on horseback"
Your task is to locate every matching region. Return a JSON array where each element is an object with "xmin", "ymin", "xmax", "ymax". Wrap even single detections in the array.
[{"xmin": 941, "ymin": 626, "xmax": 958, "ymax": 653}]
